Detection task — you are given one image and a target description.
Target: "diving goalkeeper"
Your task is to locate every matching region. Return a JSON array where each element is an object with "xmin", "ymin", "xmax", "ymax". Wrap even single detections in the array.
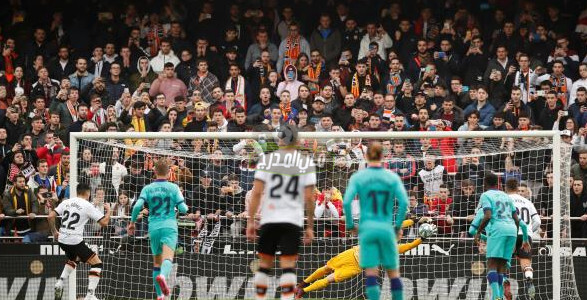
[{"xmin": 294, "ymin": 218, "xmax": 437, "ymax": 299}]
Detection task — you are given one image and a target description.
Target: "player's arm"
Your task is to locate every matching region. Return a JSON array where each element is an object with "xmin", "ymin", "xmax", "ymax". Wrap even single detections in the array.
[
  {"xmin": 175, "ymin": 184, "xmax": 189, "ymax": 214},
  {"xmin": 474, "ymin": 195, "xmax": 492, "ymax": 243},
  {"xmin": 342, "ymin": 176, "xmax": 358, "ymax": 230},
  {"xmin": 97, "ymin": 203, "xmax": 111, "ymax": 227},
  {"xmin": 392, "ymin": 175, "xmax": 409, "ymax": 234},
  {"xmin": 128, "ymin": 196, "xmax": 145, "ymax": 235},
  {"xmin": 47, "ymin": 209, "xmax": 59, "ymax": 240},
  {"xmin": 304, "ymin": 184, "xmax": 316, "ymax": 244},
  {"xmin": 246, "ymin": 179, "xmax": 264, "ymax": 241}
]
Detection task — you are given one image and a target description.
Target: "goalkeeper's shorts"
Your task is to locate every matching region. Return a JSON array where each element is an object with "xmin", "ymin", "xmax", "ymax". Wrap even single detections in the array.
[
  {"xmin": 358, "ymin": 224, "xmax": 398, "ymax": 270},
  {"xmin": 486, "ymin": 235, "xmax": 517, "ymax": 260},
  {"xmin": 327, "ymin": 248, "xmax": 361, "ymax": 282},
  {"xmin": 149, "ymin": 228, "xmax": 178, "ymax": 255}
]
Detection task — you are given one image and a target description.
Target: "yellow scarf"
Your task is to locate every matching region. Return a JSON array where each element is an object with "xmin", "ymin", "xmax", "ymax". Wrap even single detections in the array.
[
  {"xmin": 131, "ymin": 116, "xmax": 146, "ymax": 132},
  {"xmin": 12, "ymin": 187, "xmax": 30, "ymax": 214},
  {"xmin": 307, "ymin": 62, "xmax": 322, "ymax": 95}
]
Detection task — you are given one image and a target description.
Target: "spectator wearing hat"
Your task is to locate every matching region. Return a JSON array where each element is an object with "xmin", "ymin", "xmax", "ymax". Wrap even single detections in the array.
[
  {"xmin": 277, "ymin": 64, "xmax": 304, "ymax": 101},
  {"xmin": 149, "ymin": 62, "xmax": 188, "ymax": 107},
  {"xmin": 185, "ymin": 102, "xmax": 209, "ymax": 132},
  {"xmin": 129, "ymin": 56, "xmax": 158, "ymax": 92},
  {"xmin": 87, "ymin": 76, "xmax": 113, "ymax": 107},
  {"xmin": 308, "ymin": 96, "xmax": 327, "ymax": 125}
]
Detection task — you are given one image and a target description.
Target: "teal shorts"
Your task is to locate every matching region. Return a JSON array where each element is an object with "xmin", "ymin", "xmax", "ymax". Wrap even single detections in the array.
[
  {"xmin": 486, "ymin": 235, "xmax": 517, "ymax": 260},
  {"xmin": 358, "ymin": 224, "xmax": 398, "ymax": 270},
  {"xmin": 149, "ymin": 227, "xmax": 178, "ymax": 255}
]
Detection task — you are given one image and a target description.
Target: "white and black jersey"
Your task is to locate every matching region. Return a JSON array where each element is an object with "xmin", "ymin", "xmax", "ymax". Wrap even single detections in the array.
[
  {"xmin": 417, "ymin": 165, "xmax": 447, "ymax": 196},
  {"xmin": 54, "ymin": 197, "xmax": 105, "ymax": 245},
  {"xmin": 254, "ymin": 149, "xmax": 317, "ymax": 227},
  {"xmin": 509, "ymin": 193, "xmax": 541, "ymax": 239}
]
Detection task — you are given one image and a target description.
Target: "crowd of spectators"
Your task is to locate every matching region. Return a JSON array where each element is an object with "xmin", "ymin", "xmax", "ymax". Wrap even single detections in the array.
[{"xmin": 0, "ymin": 0, "xmax": 586, "ymax": 244}]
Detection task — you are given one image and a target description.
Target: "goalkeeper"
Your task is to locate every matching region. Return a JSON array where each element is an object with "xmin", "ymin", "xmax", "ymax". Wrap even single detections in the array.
[{"xmin": 295, "ymin": 218, "xmax": 437, "ymax": 299}]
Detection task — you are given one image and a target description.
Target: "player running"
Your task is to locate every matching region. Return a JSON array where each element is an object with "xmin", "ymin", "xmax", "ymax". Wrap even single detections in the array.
[
  {"xmin": 48, "ymin": 183, "xmax": 112, "ymax": 300},
  {"xmin": 470, "ymin": 172, "xmax": 530, "ymax": 300},
  {"xmin": 504, "ymin": 178, "xmax": 539, "ymax": 299},
  {"xmin": 128, "ymin": 158, "xmax": 189, "ymax": 300},
  {"xmin": 295, "ymin": 218, "xmax": 437, "ymax": 298},
  {"xmin": 342, "ymin": 142, "xmax": 409, "ymax": 300},
  {"xmin": 246, "ymin": 125, "xmax": 316, "ymax": 300}
]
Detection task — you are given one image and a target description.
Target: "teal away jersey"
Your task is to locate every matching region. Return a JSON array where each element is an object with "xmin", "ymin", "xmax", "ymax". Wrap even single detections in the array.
[
  {"xmin": 480, "ymin": 189, "xmax": 518, "ymax": 238},
  {"xmin": 131, "ymin": 179, "xmax": 188, "ymax": 231},
  {"xmin": 343, "ymin": 167, "xmax": 409, "ymax": 230}
]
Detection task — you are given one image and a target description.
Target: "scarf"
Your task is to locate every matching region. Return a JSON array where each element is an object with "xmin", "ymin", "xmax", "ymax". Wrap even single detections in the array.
[
  {"xmin": 307, "ymin": 62, "xmax": 323, "ymax": 95},
  {"xmin": 11, "ymin": 186, "xmax": 29, "ymax": 212},
  {"xmin": 284, "ymin": 36, "xmax": 301, "ymax": 67},
  {"xmin": 131, "ymin": 116, "xmax": 146, "ymax": 132},
  {"xmin": 3, "ymin": 53, "xmax": 15, "ymax": 82},
  {"xmin": 551, "ymin": 75, "xmax": 568, "ymax": 107},
  {"xmin": 260, "ymin": 64, "xmax": 272, "ymax": 84},
  {"xmin": 386, "ymin": 72, "xmax": 402, "ymax": 95},
  {"xmin": 8, "ymin": 163, "xmax": 21, "ymax": 184},
  {"xmin": 147, "ymin": 25, "xmax": 166, "ymax": 57},
  {"xmin": 66, "ymin": 101, "xmax": 78, "ymax": 122},
  {"xmin": 225, "ymin": 76, "xmax": 246, "ymax": 109},
  {"xmin": 92, "ymin": 107, "xmax": 107, "ymax": 127},
  {"xmin": 280, "ymin": 101, "xmax": 292, "ymax": 121},
  {"xmin": 55, "ymin": 163, "xmax": 67, "ymax": 185},
  {"xmin": 351, "ymin": 73, "xmax": 371, "ymax": 98}
]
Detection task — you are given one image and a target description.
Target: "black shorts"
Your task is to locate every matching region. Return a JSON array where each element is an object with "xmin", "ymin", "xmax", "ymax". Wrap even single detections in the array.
[
  {"xmin": 514, "ymin": 235, "xmax": 533, "ymax": 259},
  {"xmin": 59, "ymin": 241, "xmax": 95, "ymax": 262},
  {"xmin": 257, "ymin": 223, "xmax": 302, "ymax": 257}
]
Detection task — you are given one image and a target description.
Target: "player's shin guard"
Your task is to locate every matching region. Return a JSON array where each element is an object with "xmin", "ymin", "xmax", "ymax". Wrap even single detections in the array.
[
  {"xmin": 280, "ymin": 268, "xmax": 296, "ymax": 300},
  {"xmin": 524, "ymin": 266, "xmax": 534, "ymax": 280},
  {"xmin": 303, "ymin": 278, "xmax": 330, "ymax": 292},
  {"xmin": 487, "ymin": 271, "xmax": 500, "ymax": 300},
  {"xmin": 161, "ymin": 259, "xmax": 173, "ymax": 279},
  {"xmin": 304, "ymin": 266, "xmax": 328, "ymax": 283},
  {"xmin": 365, "ymin": 276, "xmax": 380, "ymax": 300},
  {"xmin": 87, "ymin": 263, "xmax": 102, "ymax": 296},
  {"xmin": 390, "ymin": 277, "xmax": 404, "ymax": 300},
  {"xmin": 153, "ymin": 267, "xmax": 163, "ymax": 296},
  {"xmin": 254, "ymin": 268, "xmax": 270, "ymax": 300}
]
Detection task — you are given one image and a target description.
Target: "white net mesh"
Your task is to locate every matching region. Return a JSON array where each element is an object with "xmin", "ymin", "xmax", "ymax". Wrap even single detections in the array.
[{"xmin": 68, "ymin": 132, "xmax": 579, "ymax": 300}]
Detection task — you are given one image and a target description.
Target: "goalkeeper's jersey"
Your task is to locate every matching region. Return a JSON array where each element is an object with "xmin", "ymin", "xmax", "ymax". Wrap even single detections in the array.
[{"xmin": 136, "ymin": 179, "xmax": 186, "ymax": 231}]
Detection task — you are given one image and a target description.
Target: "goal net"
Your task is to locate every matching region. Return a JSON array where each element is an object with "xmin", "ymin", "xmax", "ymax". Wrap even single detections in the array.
[{"xmin": 67, "ymin": 131, "xmax": 579, "ymax": 300}]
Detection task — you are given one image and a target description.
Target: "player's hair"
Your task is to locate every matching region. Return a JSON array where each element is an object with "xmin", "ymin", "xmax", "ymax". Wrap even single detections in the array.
[
  {"xmin": 278, "ymin": 124, "xmax": 298, "ymax": 146},
  {"xmin": 154, "ymin": 158, "xmax": 170, "ymax": 177},
  {"xmin": 483, "ymin": 171, "xmax": 499, "ymax": 188},
  {"xmin": 505, "ymin": 178, "xmax": 520, "ymax": 192},
  {"xmin": 366, "ymin": 142, "xmax": 383, "ymax": 161},
  {"xmin": 77, "ymin": 183, "xmax": 91, "ymax": 196}
]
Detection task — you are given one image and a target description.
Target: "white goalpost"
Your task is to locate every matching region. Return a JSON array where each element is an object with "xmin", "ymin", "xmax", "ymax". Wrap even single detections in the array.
[{"xmin": 66, "ymin": 130, "xmax": 579, "ymax": 300}]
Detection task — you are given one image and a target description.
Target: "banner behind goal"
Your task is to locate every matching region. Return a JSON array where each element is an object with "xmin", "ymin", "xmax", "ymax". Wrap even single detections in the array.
[{"xmin": 68, "ymin": 131, "xmax": 579, "ymax": 300}]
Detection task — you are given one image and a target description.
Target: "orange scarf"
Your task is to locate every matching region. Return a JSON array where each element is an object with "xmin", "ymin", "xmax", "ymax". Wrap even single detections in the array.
[
  {"xmin": 284, "ymin": 36, "xmax": 300, "ymax": 67},
  {"xmin": 307, "ymin": 62, "xmax": 322, "ymax": 95},
  {"xmin": 280, "ymin": 101, "xmax": 292, "ymax": 121},
  {"xmin": 351, "ymin": 73, "xmax": 371, "ymax": 98}
]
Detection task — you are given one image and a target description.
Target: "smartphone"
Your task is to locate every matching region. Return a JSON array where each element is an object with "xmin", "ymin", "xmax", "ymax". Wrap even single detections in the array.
[
  {"xmin": 437, "ymin": 51, "xmax": 446, "ymax": 58},
  {"xmin": 536, "ymin": 90, "xmax": 546, "ymax": 97},
  {"xmin": 42, "ymin": 192, "xmax": 53, "ymax": 198},
  {"xmin": 462, "ymin": 86, "xmax": 470, "ymax": 92},
  {"xmin": 443, "ymin": 22, "xmax": 451, "ymax": 30},
  {"xmin": 144, "ymin": 82, "xmax": 151, "ymax": 88},
  {"xmin": 562, "ymin": 111, "xmax": 569, "ymax": 116}
]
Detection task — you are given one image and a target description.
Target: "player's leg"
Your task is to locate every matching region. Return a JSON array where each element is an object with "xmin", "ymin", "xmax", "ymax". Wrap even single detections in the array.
[
  {"xmin": 486, "ymin": 258, "xmax": 501, "ymax": 300},
  {"xmin": 152, "ymin": 254, "xmax": 163, "ymax": 299},
  {"xmin": 360, "ymin": 230, "xmax": 386, "ymax": 300},
  {"xmin": 155, "ymin": 228, "xmax": 179, "ymax": 296},
  {"xmin": 278, "ymin": 224, "xmax": 302, "ymax": 300},
  {"xmin": 54, "ymin": 244, "xmax": 77, "ymax": 300},
  {"xmin": 517, "ymin": 235, "xmax": 535, "ymax": 299},
  {"xmin": 381, "ymin": 233, "xmax": 402, "ymax": 300},
  {"xmin": 255, "ymin": 224, "xmax": 278, "ymax": 300},
  {"xmin": 84, "ymin": 253, "xmax": 103, "ymax": 299}
]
